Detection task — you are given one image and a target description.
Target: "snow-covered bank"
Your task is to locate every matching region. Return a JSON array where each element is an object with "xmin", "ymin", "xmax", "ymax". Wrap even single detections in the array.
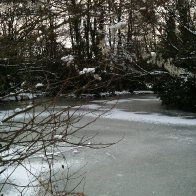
[
  {"xmin": 66, "ymin": 90, "xmax": 154, "ymax": 99},
  {"xmin": 0, "ymin": 90, "xmax": 154, "ymax": 103},
  {"xmin": 1, "ymin": 95, "xmax": 196, "ymax": 126},
  {"xmin": 0, "ymin": 92, "xmax": 45, "ymax": 102}
]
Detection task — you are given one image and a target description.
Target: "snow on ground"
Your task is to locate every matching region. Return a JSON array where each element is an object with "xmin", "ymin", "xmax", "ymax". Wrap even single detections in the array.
[
  {"xmin": 1, "ymin": 162, "xmax": 41, "ymax": 196},
  {"xmin": 0, "ymin": 157, "xmax": 83, "ymax": 196},
  {"xmin": 0, "ymin": 92, "xmax": 44, "ymax": 102},
  {"xmin": 0, "ymin": 143, "xmax": 85, "ymax": 196}
]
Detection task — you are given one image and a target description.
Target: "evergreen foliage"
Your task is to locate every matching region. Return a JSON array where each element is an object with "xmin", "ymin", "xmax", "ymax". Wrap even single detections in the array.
[
  {"xmin": 156, "ymin": 0, "xmax": 196, "ymax": 110},
  {"xmin": 156, "ymin": 75, "xmax": 196, "ymax": 110}
]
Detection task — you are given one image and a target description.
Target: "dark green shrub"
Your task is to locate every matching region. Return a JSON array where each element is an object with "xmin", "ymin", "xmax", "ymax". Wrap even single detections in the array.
[{"xmin": 157, "ymin": 75, "xmax": 196, "ymax": 111}]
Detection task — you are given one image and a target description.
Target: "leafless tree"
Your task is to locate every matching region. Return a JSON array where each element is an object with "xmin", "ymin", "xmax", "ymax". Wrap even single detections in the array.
[
  {"xmin": 0, "ymin": 1, "xmax": 120, "ymax": 195},
  {"xmin": 2, "ymin": 0, "xmax": 193, "ymax": 194}
]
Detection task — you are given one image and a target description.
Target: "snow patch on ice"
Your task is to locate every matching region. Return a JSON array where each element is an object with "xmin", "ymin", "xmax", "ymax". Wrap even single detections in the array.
[
  {"xmin": 102, "ymin": 109, "xmax": 196, "ymax": 126},
  {"xmin": 0, "ymin": 144, "xmax": 85, "ymax": 196},
  {"xmin": 84, "ymin": 108, "xmax": 196, "ymax": 126},
  {"xmin": 14, "ymin": 108, "xmax": 22, "ymax": 113},
  {"xmin": 53, "ymin": 134, "xmax": 63, "ymax": 139},
  {"xmin": 73, "ymin": 104, "xmax": 101, "ymax": 110}
]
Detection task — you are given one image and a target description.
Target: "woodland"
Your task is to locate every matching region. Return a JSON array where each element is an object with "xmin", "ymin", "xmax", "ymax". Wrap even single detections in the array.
[
  {"xmin": 0, "ymin": 0, "xmax": 195, "ymax": 109},
  {"xmin": 0, "ymin": 1, "xmax": 196, "ymax": 195}
]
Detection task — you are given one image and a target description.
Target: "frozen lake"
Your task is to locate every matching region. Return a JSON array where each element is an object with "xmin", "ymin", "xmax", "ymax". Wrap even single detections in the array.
[{"xmin": 0, "ymin": 94, "xmax": 196, "ymax": 196}]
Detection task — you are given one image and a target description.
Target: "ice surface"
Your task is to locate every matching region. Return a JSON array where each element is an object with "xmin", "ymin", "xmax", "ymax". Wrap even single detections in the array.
[{"xmin": 1, "ymin": 95, "xmax": 196, "ymax": 196}]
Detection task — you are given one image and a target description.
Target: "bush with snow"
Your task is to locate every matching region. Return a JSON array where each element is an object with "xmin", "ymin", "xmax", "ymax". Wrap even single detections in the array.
[
  {"xmin": 61, "ymin": 55, "xmax": 74, "ymax": 66},
  {"xmin": 79, "ymin": 68, "xmax": 95, "ymax": 75},
  {"xmin": 109, "ymin": 22, "xmax": 127, "ymax": 30},
  {"xmin": 156, "ymin": 75, "xmax": 196, "ymax": 110},
  {"xmin": 35, "ymin": 83, "xmax": 44, "ymax": 88}
]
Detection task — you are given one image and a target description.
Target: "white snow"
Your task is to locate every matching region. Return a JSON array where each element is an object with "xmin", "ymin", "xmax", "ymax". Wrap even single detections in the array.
[
  {"xmin": 79, "ymin": 99, "xmax": 196, "ymax": 126},
  {"xmin": 61, "ymin": 55, "xmax": 74, "ymax": 66},
  {"xmin": 92, "ymin": 99, "xmax": 126, "ymax": 105},
  {"xmin": 79, "ymin": 68, "xmax": 95, "ymax": 75},
  {"xmin": 96, "ymin": 91, "xmax": 131, "ymax": 97},
  {"xmin": 93, "ymin": 109, "xmax": 196, "ymax": 126},
  {"xmin": 0, "ymin": 158, "xmax": 83, "ymax": 196},
  {"xmin": 1, "ymin": 93, "xmax": 32, "ymax": 101},
  {"xmin": 53, "ymin": 134, "xmax": 63, "ymax": 139},
  {"xmin": 114, "ymin": 91, "xmax": 130, "ymax": 95},
  {"xmin": 150, "ymin": 70, "xmax": 168, "ymax": 75},
  {"xmin": 35, "ymin": 83, "xmax": 44, "ymax": 88},
  {"xmin": 105, "ymin": 151, "xmax": 116, "ymax": 160},
  {"xmin": 2, "ymin": 96, "xmax": 17, "ymax": 101},
  {"xmin": 25, "ymin": 104, "xmax": 33, "ymax": 109},
  {"xmin": 1, "ymin": 95, "xmax": 196, "ymax": 195},
  {"xmin": 109, "ymin": 22, "xmax": 127, "ymax": 30},
  {"xmin": 1, "ymin": 96, "xmax": 196, "ymax": 127},
  {"xmin": 1, "ymin": 163, "xmax": 41, "ymax": 196},
  {"xmin": 0, "ymin": 92, "xmax": 44, "ymax": 102},
  {"xmin": 21, "ymin": 81, "xmax": 26, "ymax": 87},
  {"xmin": 79, "ymin": 93, "xmax": 96, "ymax": 98},
  {"xmin": 93, "ymin": 74, "xmax": 102, "ymax": 81},
  {"xmin": 73, "ymin": 104, "xmax": 101, "ymax": 110},
  {"xmin": 48, "ymin": 99, "xmax": 196, "ymax": 126},
  {"xmin": 14, "ymin": 108, "xmax": 22, "ymax": 113},
  {"xmin": 98, "ymin": 92, "xmax": 111, "ymax": 97},
  {"xmin": 72, "ymin": 149, "xmax": 80, "ymax": 155},
  {"xmin": 140, "ymin": 7, "xmax": 146, "ymax": 11},
  {"xmin": 0, "ymin": 143, "xmax": 85, "ymax": 196},
  {"xmin": 98, "ymin": 90, "xmax": 153, "ymax": 96},
  {"xmin": 133, "ymin": 90, "xmax": 154, "ymax": 95}
]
